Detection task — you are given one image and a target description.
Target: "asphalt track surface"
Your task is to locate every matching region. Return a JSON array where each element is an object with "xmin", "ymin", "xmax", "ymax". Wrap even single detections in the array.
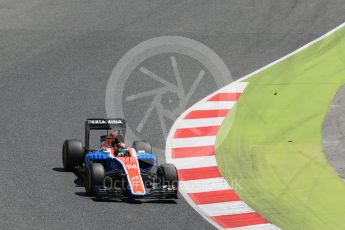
[
  {"xmin": 323, "ymin": 85, "xmax": 345, "ymax": 179},
  {"xmin": 1, "ymin": 1, "xmax": 345, "ymax": 229}
]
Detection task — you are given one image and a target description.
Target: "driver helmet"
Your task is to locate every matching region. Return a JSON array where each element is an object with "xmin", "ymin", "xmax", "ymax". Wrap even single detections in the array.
[
  {"xmin": 107, "ymin": 131, "xmax": 117, "ymax": 140},
  {"xmin": 117, "ymin": 142, "xmax": 127, "ymax": 149},
  {"xmin": 117, "ymin": 142, "xmax": 128, "ymax": 156}
]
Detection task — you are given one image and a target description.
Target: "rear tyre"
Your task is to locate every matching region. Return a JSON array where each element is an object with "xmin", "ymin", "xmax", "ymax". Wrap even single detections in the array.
[
  {"xmin": 132, "ymin": 140, "xmax": 152, "ymax": 154},
  {"xmin": 85, "ymin": 163, "xmax": 105, "ymax": 195},
  {"xmin": 62, "ymin": 139, "xmax": 84, "ymax": 171},
  {"xmin": 157, "ymin": 163, "xmax": 179, "ymax": 188}
]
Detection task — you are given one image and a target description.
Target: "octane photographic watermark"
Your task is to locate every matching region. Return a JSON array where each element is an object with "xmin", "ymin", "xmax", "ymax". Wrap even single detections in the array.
[
  {"xmin": 228, "ymin": 176, "xmax": 242, "ymax": 190},
  {"xmin": 102, "ymin": 176, "xmax": 178, "ymax": 191},
  {"xmin": 105, "ymin": 36, "xmax": 233, "ymax": 152}
]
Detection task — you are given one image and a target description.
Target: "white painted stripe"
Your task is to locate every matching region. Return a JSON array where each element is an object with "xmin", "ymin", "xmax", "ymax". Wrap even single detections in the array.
[
  {"xmin": 169, "ymin": 156, "xmax": 217, "ymax": 169},
  {"xmin": 180, "ymin": 177, "xmax": 231, "ymax": 193},
  {"xmin": 216, "ymin": 82, "xmax": 248, "ymax": 94},
  {"xmin": 175, "ymin": 117, "xmax": 225, "ymax": 128},
  {"xmin": 168, "ymin": 136, "xmax": 216, "ymax": 148},
  {"xmin": 199, "ymin": 201, "xmax": 254, "ymax": 217},
  {"xmin": 230, "ymin": 224, "xmax": 281, "ymax": 230},
  {"xmin": 191, "ymin": 101, "xmax": 235, "ymax": 110}
]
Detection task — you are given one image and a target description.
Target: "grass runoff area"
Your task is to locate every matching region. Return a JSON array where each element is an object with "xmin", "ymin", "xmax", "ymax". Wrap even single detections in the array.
[{"xmin": 216, "ymin": 25, "xmax": 345, "ymax": 229}]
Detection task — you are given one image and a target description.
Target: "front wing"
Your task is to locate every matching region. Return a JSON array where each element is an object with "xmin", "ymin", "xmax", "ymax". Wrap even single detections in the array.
[{"xmin": 93, "ymin": 184, "xmax": 178, "ymax": 199}]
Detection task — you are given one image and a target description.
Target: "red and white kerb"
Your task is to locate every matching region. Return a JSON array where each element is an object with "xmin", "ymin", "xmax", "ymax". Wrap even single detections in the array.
[{"xmin": 166, "ymin": 82, "xmax": 280, "ymax": 230}]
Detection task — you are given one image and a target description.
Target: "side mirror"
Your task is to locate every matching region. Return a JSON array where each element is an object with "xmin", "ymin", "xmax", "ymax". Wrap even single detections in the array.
[{"xmin": 100, "ymin": 135, "xmax": 107, "ymax": 143}]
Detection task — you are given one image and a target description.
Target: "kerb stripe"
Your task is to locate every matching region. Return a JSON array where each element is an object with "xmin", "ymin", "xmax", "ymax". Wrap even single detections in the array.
[
  {"xmin": 178, "ymin": 166, "xmax": 221, "ymax": 181},
  {"xmin": 208, "ymin": 93, "xmax": 241, "ymax": 101},
  {"xmin": 212, "ymin": 213, "xmax": 268, "ymax": 228},
  {"xmin": 171, "ymin": 145, "xmax": 215, "ymax": 158},
  {"xmin": 184, "ymin": 109, "xmax": 230, "ymax": 119},
  {"xmin": 189, "ymin": 190, "xmax": 240, "ymax": 204},
  {"xmin": 174, "ymin": 126, "xmax": 219, "ymax": 138}
]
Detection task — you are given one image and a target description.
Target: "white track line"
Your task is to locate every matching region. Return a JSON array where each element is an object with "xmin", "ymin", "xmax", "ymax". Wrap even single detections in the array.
[
  {"xmin": 229, "ymin": 224, "xmax": 281, "ymax": 230},
  {"xmin": 175, "ymin": 117, "xmax": 225, "ymax": 128},
  {"xmin": 180, "ymin": 177, "xmax": 232, "ymax": 193},
  {"xmin": 191, "ymin": 101, "xmax": 236, "ymax": 110},
  {"xmin": 169, "ymin": 136, "xmax": 217, "ymax": 148},
  {"xmin": 170, "ymin": 156, "xmax": 217, "ymax": 169},
  {"xmin": 199, "ymin": 201, "xmax": 254, "ymax": 216},
  {"xmin": 219, "ymin": 82, "xmax": 248, "ymax": 93}
]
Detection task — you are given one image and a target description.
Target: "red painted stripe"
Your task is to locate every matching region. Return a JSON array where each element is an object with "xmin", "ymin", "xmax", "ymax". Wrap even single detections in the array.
[
  {"xmin": 212, "ymin": 213, "xmax": 268, "ymax": 228},
  {"xmin": 178, "ymin": 166, "xmax": 221, "ymax": 181},
  {"xmin": 174, "ymin": 126, "xmax": 219, "ymax": 138},
  {"xmin": 171, "ymin": 145, "xmax": 215, "ymax": 158},
  {"xmin": 184, "ymin": 109, "xmax": 230, "ymax": 119},
  {"xmin": 208, "ymin": 93, "xmax": 241, "ymax": 101},
  {"xmin": 189, "ymin": 190, "xmax": 240, "ymax": 204}
]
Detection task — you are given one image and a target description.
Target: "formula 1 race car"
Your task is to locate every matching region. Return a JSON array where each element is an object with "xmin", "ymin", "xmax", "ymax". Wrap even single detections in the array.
[{"xmin": 62, "ymin": 118, "xmax": 178, "ymax": 199}]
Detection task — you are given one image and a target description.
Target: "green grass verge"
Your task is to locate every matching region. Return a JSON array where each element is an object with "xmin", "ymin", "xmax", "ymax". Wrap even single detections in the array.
[{"xmin": 216, "ymin": 25, "xmax": 345, "ymax": 229}]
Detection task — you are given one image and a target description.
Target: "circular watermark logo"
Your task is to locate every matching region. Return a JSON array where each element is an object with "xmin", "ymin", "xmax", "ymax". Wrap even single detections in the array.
[{"xmin": 105, "ymin": 36, "xmax": 232, "ymax": 151}]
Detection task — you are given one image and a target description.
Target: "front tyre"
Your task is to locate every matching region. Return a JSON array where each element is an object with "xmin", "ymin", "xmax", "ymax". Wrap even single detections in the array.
[
  {"xmin": 62, "ymin": 139, "xmax": 84, "ymax": 171},
  {"xmin": 157, "ymin": 163, "xmax": 179, "ymax": 188},
  {"xmin": 85, "ymin": 163, "xmax": 105, "ymax": 195}
]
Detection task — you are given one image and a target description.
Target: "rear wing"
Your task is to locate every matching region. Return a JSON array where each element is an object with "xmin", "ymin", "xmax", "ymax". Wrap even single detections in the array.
[{"xmin": 85, "ymin": 118, "xmax": 126, "ymax": 149}]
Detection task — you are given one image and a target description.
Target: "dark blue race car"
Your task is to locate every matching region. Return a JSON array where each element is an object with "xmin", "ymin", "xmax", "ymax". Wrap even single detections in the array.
[{"xmin": 62, "ymin": 118, "xmax": 178, "ymax": 200}]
